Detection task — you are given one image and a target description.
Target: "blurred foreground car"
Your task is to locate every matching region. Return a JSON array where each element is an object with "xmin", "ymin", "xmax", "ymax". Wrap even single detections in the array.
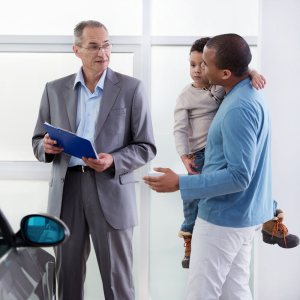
[{"xmin": 0, "ymin": 209, "xmax": 69, "ymax": 299}]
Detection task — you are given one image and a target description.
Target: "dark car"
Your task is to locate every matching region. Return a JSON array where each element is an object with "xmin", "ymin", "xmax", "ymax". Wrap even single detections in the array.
[{"xmin": 0, "ymin": 209, "xmax": 69, "ymax": 299}]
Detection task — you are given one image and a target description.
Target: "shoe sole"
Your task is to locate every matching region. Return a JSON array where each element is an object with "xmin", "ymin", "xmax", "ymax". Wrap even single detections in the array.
[
  {"xmin": 262, "ymin": 230, "xmax": 299, "ymax": 248},
  {"xmin": 182, "ymin": 259, "xmax": 190, "ymax": 269}
]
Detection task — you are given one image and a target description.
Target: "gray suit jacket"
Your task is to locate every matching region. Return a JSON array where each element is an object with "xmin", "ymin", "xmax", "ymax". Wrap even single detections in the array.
[{"xmin": 32, "ymin": 68, "xmax": 156, "ymax": 229}]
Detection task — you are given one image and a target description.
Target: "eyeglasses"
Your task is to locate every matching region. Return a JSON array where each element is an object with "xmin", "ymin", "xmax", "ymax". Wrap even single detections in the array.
[{"xmin": 80, "ymin": 42, "xmax": 112, "ymax": 53}]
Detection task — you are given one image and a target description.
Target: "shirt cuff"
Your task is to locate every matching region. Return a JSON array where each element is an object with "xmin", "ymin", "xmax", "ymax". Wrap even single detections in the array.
[{"xmin": 179, "ymin": 174, "xmax": 191, "ymax": 201}]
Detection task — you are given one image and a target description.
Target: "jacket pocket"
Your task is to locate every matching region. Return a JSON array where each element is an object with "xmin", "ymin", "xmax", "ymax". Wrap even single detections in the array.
[{"xmin": 119, "ymin": 172, "xmax": 137, "ymax": 185}]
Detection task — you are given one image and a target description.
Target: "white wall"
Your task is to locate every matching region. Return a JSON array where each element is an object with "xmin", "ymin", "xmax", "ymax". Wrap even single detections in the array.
[{"xmin": 257, "ymin": 1, "xmax": 300, "ymax": 299}]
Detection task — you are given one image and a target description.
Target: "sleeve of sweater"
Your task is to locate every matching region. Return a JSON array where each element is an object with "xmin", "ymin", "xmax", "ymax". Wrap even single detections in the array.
[
  {"xmin": 179, "ymin": 105, "xmax": 259, "ymax": 200},
  {"xmin": 174, "ymin": 92, "xmax": 190, "ymax": 156}
]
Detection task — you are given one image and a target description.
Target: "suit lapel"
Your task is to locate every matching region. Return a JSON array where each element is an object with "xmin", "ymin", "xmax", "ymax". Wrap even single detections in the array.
[
  {"xmin": 94, "ymin": 68, "xmax": 120, "ymax": 140},
  {"xmin": 63, "ymin": 74, "xmax": 78, "ymax": 132}
]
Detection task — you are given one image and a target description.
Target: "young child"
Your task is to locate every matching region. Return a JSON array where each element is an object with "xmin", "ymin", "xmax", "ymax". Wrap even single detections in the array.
[{"xmin": 174, "ymin": 38, "xmax": 299, "ymax": 269}]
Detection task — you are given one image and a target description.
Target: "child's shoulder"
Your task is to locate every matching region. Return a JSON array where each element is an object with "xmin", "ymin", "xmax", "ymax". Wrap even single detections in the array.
[
  {"xmin": 177, "ymin": 83, "xmax": 194, "ymax": 98},
  {"xmin": 179, "ymin": 83, "xmax": 207, "ymax": 96},
  {"xmin": 181, "ymin": 83, "xmax": 194, "ymax": 93}
]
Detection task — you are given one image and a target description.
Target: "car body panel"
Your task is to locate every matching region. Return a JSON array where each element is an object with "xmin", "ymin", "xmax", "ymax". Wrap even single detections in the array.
[
  {"xmin": 0, "ymin": 209, "xmax": 68, "ymax": 300},
  {"xmin": 0, "ymin": 247, "xmax": 55, "ymax": 300}
]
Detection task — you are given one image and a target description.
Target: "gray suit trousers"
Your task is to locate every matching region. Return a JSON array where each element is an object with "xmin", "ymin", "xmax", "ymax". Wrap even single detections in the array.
[{"xmin": 55, "ymin": 168, "xmax": 135, "ymax": 300}]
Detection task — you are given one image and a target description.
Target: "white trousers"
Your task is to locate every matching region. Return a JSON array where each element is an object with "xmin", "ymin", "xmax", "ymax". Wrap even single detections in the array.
[{"xmin": 186, "ymin": 218, "xmax": 256, "ymax": 300}]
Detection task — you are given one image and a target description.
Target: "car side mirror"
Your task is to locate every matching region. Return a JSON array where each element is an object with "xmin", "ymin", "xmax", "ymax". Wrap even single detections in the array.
[{"xmin": 20, "ymin": 214, "xmax": 70, "ymax": 247}]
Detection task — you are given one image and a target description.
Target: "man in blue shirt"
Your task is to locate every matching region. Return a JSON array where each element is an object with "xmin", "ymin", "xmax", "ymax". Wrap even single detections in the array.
[{"xmin": 144, "ymin": 34, "xmax": 273, "ymax": 299}]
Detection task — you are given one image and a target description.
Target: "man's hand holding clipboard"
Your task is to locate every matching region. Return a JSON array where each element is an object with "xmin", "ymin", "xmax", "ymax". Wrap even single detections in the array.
[{"xmin": 43, "ymin": 122, "xmax": 98, "ymax": 159}]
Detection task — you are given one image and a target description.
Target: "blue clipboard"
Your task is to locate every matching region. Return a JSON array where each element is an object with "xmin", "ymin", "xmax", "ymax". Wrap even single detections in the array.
[{"xmin": 43, "ymin": 122, "xmax": 98, "ymax": 159}]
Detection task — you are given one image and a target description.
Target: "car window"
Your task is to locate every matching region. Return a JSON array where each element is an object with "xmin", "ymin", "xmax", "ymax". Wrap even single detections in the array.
[{"xmin": 0, "ymin": 225, "xmax": 10, "ymax": 257}]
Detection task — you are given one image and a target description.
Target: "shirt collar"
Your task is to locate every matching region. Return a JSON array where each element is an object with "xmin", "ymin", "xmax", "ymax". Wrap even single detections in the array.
[
  {"xmin": 73, "ymin": 68, "xmax": 107, "ymax": 90},
  {"xmin": 224, "ymin": 77, "xmax": 251, "ymax": 97}
]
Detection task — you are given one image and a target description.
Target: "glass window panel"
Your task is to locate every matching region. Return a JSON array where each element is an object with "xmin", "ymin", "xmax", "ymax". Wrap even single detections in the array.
[
  {"xmin": 150, "ymin": 190, "xmax": 187, "ymax": 299},
  {"xmin": 0, "ymin": 0, "xmax": 141, "ymax": 35},
  {"xmin": 151, "ymin": 133, "xmax": 187, "ymax": 174},
  {"xmin": 152, "ymin": 0, "xmax": 259, "ymax": 36},
  {"xmin": 249, "ymin": 46, "xmax": 257, "ymax": 70},
  {"xmin": 151, "ymin": 46, "xmax": 191, "ymax": 135},
  {"xmin": 0, "ymin": 52, "xmax": 133, "ymax": 161},
  {"xmin": 0, "ymin": 180, "xmax": 49, "ymax": 231}
]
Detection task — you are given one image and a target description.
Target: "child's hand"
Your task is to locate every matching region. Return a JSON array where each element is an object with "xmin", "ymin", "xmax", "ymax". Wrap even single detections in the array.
[
  {"xmin": 181, "ymin": 154, "xmax": 199, "ymax": 175},
  {"xmin": 249, "ymin": 69, "xmax": 267, "ymax": 90}
]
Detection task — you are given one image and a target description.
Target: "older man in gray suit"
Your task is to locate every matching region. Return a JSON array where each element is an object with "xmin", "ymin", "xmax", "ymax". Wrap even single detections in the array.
[{"xmin": 32, "ymin": 20, "xmax": 156, "ymax": 300}]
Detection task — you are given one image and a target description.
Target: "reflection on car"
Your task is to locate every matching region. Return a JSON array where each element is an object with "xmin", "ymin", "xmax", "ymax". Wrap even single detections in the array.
[{"xmin": 0, "ymin": 209, "xmax": 69, "ymax": 299}]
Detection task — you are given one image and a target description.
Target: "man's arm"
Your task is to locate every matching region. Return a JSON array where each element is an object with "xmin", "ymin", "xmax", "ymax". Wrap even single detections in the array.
[
  {"xmin": 174, "ymin": 96, "xmax": 190, "ymax": 156},
  {"xmin": 144, "ymin": 105, "xmax": 260, "ymax": 199},
  {"xmin": 109, "ymin": 81, "xmax": 156, "ymax": 177},
  {"xmin": 143, "ymin": 167, "xmax": 179, "ymax": 192},
  {"xmin": 249, "ymin": 69, "xmax": 267, "ymax": 89},
  {"xmin": 174, "ymin": 96, "xmax": 198, "ymax": 174},
  {"xmin": 32, "ymin": 83, "xmax": 60, "ymax": 163},
  {"xmin": 181, "ymin": 106, "xmax": 260, "ymax": 200}
]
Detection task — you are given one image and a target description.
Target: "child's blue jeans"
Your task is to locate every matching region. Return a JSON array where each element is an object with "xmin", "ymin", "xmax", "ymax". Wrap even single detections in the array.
[{"xmin": 180, "ymin": 148, "xmax": 205, "ymax": 234}]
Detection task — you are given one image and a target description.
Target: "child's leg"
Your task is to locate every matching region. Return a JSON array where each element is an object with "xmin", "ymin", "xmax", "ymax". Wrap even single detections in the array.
[
  {"xmin": 192, "ymin": 148, "xmax": 205, "ymax": 173},
  {"xmin": 179, "ymin": 198, "xmax": 199, "ymax": 268},
  {"xmin": 180, "ymin": 199, "xmax": 199, "ymax": 234},
  {"xmin": 273, "ymin": 199, "xmax": 278, "ymax": 215},
  {"xmin": 179, "ymin": 149, "xmax": 205, "ymax": 268},
  {"xmin": 180, "ymin": 149, "xmax": 205, "ymax": 233}
]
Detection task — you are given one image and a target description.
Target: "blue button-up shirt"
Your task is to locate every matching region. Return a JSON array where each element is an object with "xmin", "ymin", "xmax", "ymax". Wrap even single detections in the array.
[{"xmin": 69, "ymin": 68, "xmax": 107, "ymax": 166}]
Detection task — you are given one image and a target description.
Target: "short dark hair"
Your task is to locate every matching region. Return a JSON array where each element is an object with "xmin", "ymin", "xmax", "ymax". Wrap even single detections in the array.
[
  {"xmin": 190, "ymin": 37, "xmax": 210, "ymax": 54},
  {"xmin": 205, "ymin": 33, "xmax": 252, "ymax": 77},
  {"xmin": 74, "ymin": 20, "xmax": 108, "ymax": 46}
]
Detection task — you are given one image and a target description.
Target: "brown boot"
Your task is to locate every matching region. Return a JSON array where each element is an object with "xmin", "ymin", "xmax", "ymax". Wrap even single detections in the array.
[
  {"xmin": 262, "ymin": 209, "xmax": 299, "ymax": 248},
  {"xmin": 178, "ymin": 231, "xmax": 192, "ymax": 268}
]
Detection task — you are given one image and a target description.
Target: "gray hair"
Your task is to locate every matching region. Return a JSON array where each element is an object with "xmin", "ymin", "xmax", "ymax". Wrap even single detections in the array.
[{"xmin": 74, "ymin": 20, "xmax": 108, "ymax": 46}]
